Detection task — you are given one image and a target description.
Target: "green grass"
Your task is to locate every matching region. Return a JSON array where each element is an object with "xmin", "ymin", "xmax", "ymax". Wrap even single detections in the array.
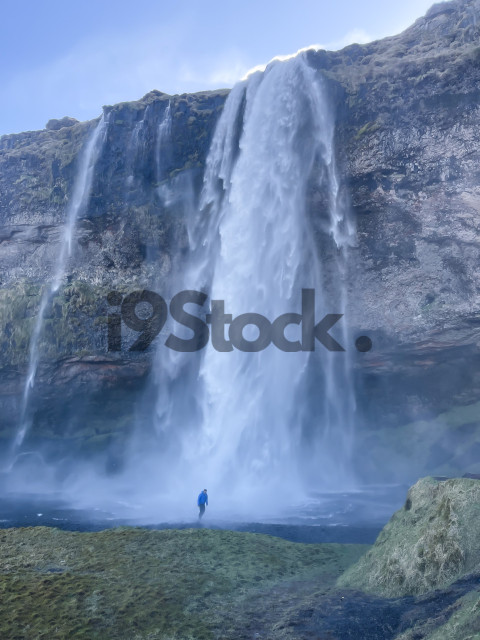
[
  {"xmin": 354, "ymin": 120, "xmax": 381, "ymax": 139},
  {"xmin": 0, "ymin": 526, "xmax": 367, "ymax": 639}
]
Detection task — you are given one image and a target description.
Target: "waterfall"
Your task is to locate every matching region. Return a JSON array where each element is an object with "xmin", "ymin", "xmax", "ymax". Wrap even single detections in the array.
[
  {"xmin": 10, "ymin": 114, "xmax": 109, "ymax": 462},
  {"xmin": 143, "ymin": 52, "xmax": 357, "ymax": 512},
  {"xmin": 125, "ymin": 106, "xmax": 149, "ymax": 190},
  {"xmin": 155, "ymin": 101, "xmax": 172, "ymax": 205}
]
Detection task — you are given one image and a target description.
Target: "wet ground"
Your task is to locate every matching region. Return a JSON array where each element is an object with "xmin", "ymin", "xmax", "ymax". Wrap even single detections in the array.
[
  {"xmin": 221, "ymin": 573, "xmax": 480, "ymax": 639},
  {"xmin": 286, "ymin": 575, "xmax": 480, "ymax": 640},
  {"xmin": 0, "ymin": 484, "xmax": 408, "ymax": 544}
]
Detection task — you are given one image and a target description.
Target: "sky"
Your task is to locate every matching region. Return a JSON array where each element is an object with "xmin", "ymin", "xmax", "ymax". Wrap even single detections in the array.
[{"xmin": 1, "ymin": 0, "xmax": 437, "ymax": 136}]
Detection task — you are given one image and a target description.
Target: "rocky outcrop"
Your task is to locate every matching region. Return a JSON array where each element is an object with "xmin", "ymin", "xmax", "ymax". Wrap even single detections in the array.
[
  {"xmin": 312, "ymin": 0, "xmax": 480, "ymax": 476},
  {"xmin": 307, "ymin": 0, "xmax": 480, "ymax": 440},
  {"xmin": 45, "ymin": 117, "xmax": 79, "ymax": 131},
  {"xmin": 0, "ymin": 0, "xmax": 479, "ymax": 474},
  {"xmin": 338, "ymin": 476, "xmax": 480, "ymax": 596}
]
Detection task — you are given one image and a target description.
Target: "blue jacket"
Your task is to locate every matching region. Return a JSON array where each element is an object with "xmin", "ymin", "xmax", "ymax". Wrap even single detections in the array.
[{"xmin": 198, "ymin": 492, "xmax": 208, "ymax": 506}]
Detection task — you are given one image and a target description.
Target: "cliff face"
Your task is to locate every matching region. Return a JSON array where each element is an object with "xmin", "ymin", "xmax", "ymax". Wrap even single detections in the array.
[
  {"xmin": 315, "ymin": 0, "xmax": 480, "ymax": 476},
  {"xmin": 0, "ymin": 0, "xmax": 479, "ymax": 478},
  {"xmin": 0, "ymin": 90, "xmax": 228, "ymax": 459},
  {"xmin": 331, "ymin": 0, "xmax": 480, "ymax": 346}
]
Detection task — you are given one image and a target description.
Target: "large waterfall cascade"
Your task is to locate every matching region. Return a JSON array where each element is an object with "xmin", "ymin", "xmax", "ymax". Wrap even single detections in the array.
[
  {"xmin": 7, "ymin": 53, "xmax": 357, "ymax": 519},
  {"xmin": 129, "ymin": 53, "xmax": 358, "ymax": 515}
]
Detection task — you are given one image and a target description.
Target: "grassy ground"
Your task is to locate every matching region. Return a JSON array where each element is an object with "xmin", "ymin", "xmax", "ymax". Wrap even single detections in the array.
[{"xmin": 0, "ymin": 526, "xmax": 367, "ymax": 639}]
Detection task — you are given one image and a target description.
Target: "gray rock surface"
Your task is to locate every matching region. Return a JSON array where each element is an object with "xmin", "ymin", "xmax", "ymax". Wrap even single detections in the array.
[{"xmin": 45, "ymin": 117, "xmax": 79, "ymax": 131}]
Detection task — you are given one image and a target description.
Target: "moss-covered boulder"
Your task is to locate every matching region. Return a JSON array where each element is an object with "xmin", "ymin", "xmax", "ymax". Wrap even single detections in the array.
[{"xmin": 338, "ymin": 477, "xmax": 480, "ymax": 597}]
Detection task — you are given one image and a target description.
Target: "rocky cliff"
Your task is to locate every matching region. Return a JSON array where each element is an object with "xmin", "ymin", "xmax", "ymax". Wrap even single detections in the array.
[
  {"xmin": 0, "ymin": 0, "xmax": 479, "ymax": 479},
  {"xmin": 0, "ymin": 90, "xmax": 228, "ymax": 463}
]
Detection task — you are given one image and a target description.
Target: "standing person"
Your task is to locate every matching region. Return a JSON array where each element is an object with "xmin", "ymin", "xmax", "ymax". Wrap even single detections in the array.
[{"xmin": 198, "ymin": 489, "xmax": 208, "ymax": 519}]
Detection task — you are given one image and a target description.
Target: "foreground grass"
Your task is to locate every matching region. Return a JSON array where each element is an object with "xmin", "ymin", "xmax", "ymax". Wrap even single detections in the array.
[{"xmin": 0, "ymin": 526, "xmax": 367, "ymax": 639}]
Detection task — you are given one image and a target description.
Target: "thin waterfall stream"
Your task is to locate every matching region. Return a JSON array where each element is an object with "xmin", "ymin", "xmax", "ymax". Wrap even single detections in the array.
[{"xmin": 9, "ymin": 115, "xmax": 109, "ymax": 465}]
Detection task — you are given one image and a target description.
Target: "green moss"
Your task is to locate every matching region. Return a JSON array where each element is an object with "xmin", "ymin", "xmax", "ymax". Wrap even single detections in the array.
[
  {"xmin": 355, "ymin": 120, "xmax": 381, "ymax": 139},
  {"xmin": 0, "ymin": 280, "xmax": 137, "ymax": 365},
  {"xmin": 0, "ymin": 527, "xmax": 367, "ymax": 639},
  {"xmin": 0, "ymin": 282, "xmax": 42, "ymax": 364}
]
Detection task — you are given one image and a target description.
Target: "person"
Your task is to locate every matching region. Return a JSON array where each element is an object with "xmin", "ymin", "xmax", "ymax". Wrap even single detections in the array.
[{"xmin": 198, "ymin": 489, "xmax": 208, "ymax": 519}]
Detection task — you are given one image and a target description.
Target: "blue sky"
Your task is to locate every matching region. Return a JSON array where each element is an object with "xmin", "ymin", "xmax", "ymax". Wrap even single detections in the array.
[{"xmin": 1, "ymin": 0, "xmax": 436, "ymax": 135}]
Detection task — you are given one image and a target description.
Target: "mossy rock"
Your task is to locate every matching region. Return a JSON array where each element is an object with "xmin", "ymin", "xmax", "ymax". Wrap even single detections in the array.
[
  {"xmin": 46, "ymin": 117, "xmax": 79, "ymax": 131},
  {"xmin": 338, "ymin": 477, "xmax": 480, "ymax": 597},
  {"xmin": 0, "ymin": 279, "xmax": 137, "ymax": 365},
  {"xmin": 355, "ymin": 120, "xmax": 381, "ymax": 139}
]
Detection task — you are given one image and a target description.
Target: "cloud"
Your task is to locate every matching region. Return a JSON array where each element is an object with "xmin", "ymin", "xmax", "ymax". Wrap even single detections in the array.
[
  {"xmin": 177, "ymin": 52, "xmax": 252, "ymax": 90},
  {"xmin": 0, "ymin": 18, "xmax": 254, "ymax": 134},
  {"xmin": 241, "ymin": 29, "xmax": 374, "ymax": 81}
]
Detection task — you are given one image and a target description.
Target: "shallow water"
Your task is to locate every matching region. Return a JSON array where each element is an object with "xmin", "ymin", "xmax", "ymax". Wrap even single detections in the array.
[{"xmin": 0, "ymin": 484, "xmax": 407, "ymax": 544}]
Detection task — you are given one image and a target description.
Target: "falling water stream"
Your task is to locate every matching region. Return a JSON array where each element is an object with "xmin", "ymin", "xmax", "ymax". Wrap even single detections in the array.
[
  {"xmin": 6, "ymin": 53, "xmax": 360, "ymax": 521},
  {"xmin": 9, "ymin": 115, "xmax": 109, "ymax": 463},
  {"xmin": 131, "ymin": 53, "xmax": 358, "ymax": 514}
]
